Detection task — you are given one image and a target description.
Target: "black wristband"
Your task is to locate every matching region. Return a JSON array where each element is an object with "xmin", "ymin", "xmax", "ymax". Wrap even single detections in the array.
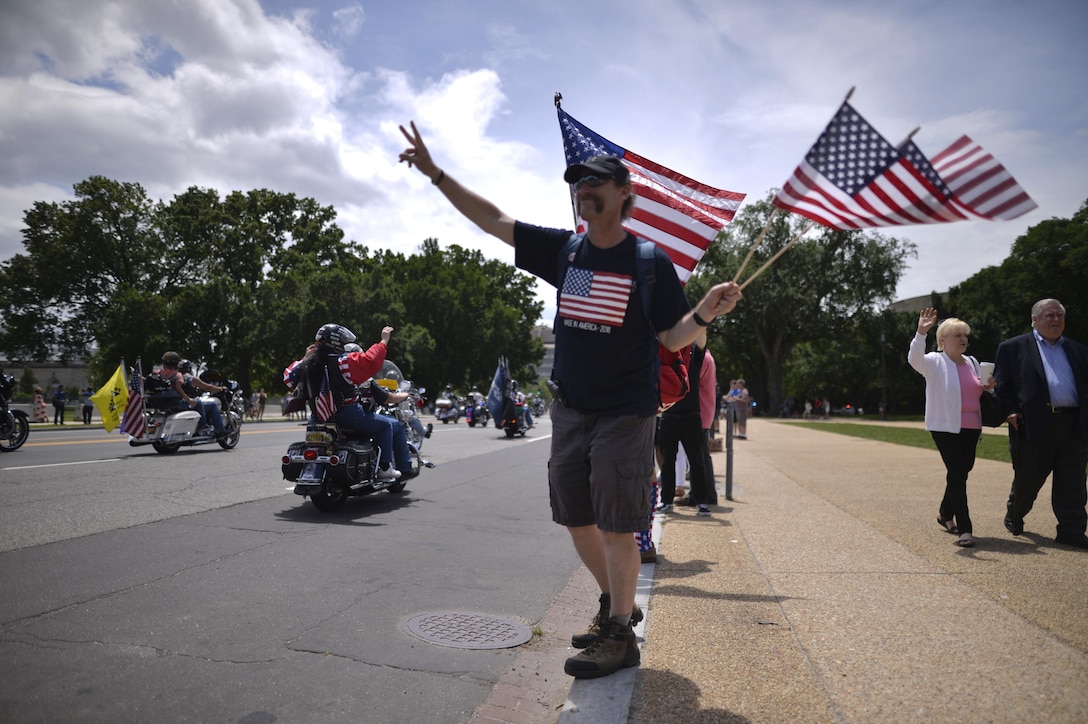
[
  {"xmin": 432, "ymin": 170, "xmax": 445, "ymax": 186},
  {"xmin": 693, "ymin": 310, "xmax": 712, "ymax": 327}
]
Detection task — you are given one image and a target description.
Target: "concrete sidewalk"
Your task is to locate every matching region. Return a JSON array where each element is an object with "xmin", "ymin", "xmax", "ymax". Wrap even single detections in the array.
[
  {"xmin": 626, "ymin": 418, "xmax": 1088, "ymax": 722},
  {"xmin": 474, "ymin": 418, "xmax": 1088, "ymax": 723}
]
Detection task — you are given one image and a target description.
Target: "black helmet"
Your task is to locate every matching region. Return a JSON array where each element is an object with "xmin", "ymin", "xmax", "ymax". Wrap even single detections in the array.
[
  {"xmin": 178, "ymin": 359, "xmax": 193, "ymax": 374},
  {"xmin": 511, "ymin": 379, "xmax": 519, "ymax": 391},
  {"xmin": 315, "ymin": 324, "xmax": 356, "ymax": 352},
  {"xmin": 162, "ymin": 351, "xmax": 181, "ymax": 367}
]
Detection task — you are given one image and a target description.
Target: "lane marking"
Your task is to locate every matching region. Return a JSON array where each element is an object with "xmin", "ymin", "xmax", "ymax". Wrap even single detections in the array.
[{"xmin": 3, "ymin": 459, "xmax": 122, "ymax": 471}]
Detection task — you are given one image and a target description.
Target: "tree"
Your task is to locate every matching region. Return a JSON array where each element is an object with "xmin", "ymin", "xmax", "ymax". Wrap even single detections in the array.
[
  {"xmin": 946, "ymin": 199, "xmax": 1088, "ymax": 353},
  {"xmin": 686, "ymin": 193, "xmax": 916, "ymax": 415},
  {"xmin": 0, "ymin": 177, "xmax": 545, "ymax": 400}
]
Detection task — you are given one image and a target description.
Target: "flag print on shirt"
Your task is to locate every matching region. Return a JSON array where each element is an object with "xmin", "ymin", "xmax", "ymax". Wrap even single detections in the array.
[{"xmin": 559, "ymin": 266, "xmax": 633, "ymax": 328}]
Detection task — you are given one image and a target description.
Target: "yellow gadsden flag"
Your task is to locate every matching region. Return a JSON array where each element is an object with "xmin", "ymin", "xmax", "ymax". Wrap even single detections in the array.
[{"xmin": 91, "ymin": 363, "xmax": 129, "ymax": 432}]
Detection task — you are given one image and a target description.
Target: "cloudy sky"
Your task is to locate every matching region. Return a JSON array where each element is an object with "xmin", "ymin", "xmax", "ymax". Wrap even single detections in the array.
[{"xmin": 2, "ymin": 0, "xmax": 1085, "ymax": 322}]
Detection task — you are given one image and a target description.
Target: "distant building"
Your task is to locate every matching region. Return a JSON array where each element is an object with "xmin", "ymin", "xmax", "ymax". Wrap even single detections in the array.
[
  {"xmin": 890, "ymin": 293, "xmax": 946, "ymax": 315},
  {"xmin": 0, "ymin": 360, "xmax": 92, "ymax": 397},
  {"xmin": 531, "ymin": 326, "xmax": 555, "ymax": 383}
]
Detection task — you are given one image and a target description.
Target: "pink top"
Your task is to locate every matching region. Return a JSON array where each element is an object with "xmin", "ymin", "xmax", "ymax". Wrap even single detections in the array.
[
  {"xmin": 957, "ymin": 363, "xmax": 982, "ymax": 430},
  {"xmin": 699, "ymin": 349, "xmax": 717, "ymax": 430}
]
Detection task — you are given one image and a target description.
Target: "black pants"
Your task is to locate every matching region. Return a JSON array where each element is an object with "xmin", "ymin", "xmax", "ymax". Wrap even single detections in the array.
[
  {"xmin": 702, "ymin": 428, "xmax": 717, "ymax": 504},
  {"xmin": 1007, "ymin": 414, "xmax": 1088, "ymax": 538},
  {"xmin": 82, "ymin": 405, "xmax": 93, "ymax": 424},
  {"xmin": 659, "ymin": 413, "xmax": 711, "ymax": 505},
  {"xmin": 53, "ymin": 403, "xmax": 65, "ymax": 424},
  {"xmin": 931, "ymin": 429, "xmax": 981, "ymax": 534}
]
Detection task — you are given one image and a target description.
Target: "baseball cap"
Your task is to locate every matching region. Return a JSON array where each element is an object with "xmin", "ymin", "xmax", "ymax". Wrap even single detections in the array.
[{"xmin": 563, "ymin": 155, "xmax": 630, "ymax": 185}]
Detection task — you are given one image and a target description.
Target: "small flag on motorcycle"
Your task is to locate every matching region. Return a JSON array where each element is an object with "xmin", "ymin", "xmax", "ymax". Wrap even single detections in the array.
[
  {"xmin": 314, "ymin": 367, "xmax": 336, "ymax": 422},
  {"xmin": 121, "ymin": 359, "xmax": 145, "ymax": 439}
]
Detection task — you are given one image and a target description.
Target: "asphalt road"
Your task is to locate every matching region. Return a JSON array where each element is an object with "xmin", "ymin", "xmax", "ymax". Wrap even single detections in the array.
[{"xmin": 0, "ymin": 416, "xmax": 574, "ymax": 723}]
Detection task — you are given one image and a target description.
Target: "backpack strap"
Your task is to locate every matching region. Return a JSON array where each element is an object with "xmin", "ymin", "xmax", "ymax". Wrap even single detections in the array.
[{"xmin": 634, "ymin": 240, "xmax": 656, "ymax": 322}]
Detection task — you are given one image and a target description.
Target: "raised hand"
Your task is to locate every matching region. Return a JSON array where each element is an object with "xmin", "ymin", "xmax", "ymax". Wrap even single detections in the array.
[{"xmin": 917, "ymin": 307, "xmax": 937, "ymax": 334}]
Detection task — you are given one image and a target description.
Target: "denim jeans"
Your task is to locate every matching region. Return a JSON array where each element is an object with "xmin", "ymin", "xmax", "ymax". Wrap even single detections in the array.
[{"xmin": 335, "ymin": 404, "xmax": 412, "ymax": 473}]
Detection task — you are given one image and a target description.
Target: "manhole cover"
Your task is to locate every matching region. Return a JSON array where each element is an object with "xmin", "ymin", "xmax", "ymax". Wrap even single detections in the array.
[{"xmin": 402, "ymin": 611, "xmax": 533, "ymax": 650}]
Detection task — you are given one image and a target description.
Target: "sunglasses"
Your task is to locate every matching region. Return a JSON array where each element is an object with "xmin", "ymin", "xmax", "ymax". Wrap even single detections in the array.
[{"xmin": 573, "ymin": 175, "xmax": 611, "ymax": 190}]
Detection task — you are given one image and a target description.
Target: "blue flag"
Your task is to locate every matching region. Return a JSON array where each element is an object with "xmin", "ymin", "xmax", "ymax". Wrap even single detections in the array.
[{"xmin": 487, "ymin": 357, "xmax": 508, "ymax": 429}]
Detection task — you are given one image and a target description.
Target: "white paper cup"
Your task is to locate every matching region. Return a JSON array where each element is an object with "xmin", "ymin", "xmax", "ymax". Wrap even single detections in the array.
[{"xmin": 979, "ymin": 362, "xmax": 995, "ymax": 385}]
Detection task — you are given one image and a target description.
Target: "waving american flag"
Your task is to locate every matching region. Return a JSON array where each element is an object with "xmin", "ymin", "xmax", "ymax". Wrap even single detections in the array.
[
  {"xmin": 773, "ymin": 101, "xmax": 1036, "ymax": 229},
  {"xmin": 558, "ymin": 107, "xmax": 745, "ymax": 284}
]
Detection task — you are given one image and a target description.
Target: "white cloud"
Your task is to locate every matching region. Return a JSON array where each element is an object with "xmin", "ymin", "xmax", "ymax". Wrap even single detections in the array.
[{"xmin": 1, "ymin": 0, "xmax": 1085, "ymax": 327}]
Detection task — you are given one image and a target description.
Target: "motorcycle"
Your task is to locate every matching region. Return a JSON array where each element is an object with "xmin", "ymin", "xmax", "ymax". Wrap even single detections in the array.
[
  {"xmin": 282, "ymin": 360, "xmax": 434, "ymax": 512},
  {"xmin": 130, "ymin": 372, "xmax": 243, "ymax": 454},
  {"xmin": 530, "ymin": 395, "xmax": 547, "ymax": 419},
  {"xmin": 464, "ymin": 397, "xmax": 489, "ymax": 428},
  {"xmin": 372, "ymin": 361, "xmax": 433, "ymax": 457},
  {"xmin": 0, "ymin": 372, "xmax": 30, "ymax": 452},
  {"xmin": 500, "ymin": 393, "xmax": 529, "ymax": 438},
  {"xmin": 434, "ymin": 393, "xmax": 462, "ymax": 424}
]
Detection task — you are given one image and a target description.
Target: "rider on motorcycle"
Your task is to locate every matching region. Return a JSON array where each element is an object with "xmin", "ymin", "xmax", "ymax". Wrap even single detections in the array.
[
  {"xmin": 284, "ymin": 324, "xmax": 413, "ymax": 481},
  {"xmin": 512, "ymin": 379, "xmax": 533, "ymax": 428},
  {"xmin": 178, "ymin": 359, "xmax": 228, "ymax": 439},
  {"xmin": 152, "ymin": 353, "xmax": 227, "ymax": 439},
  {"xmin": 345, "ymin": 343, "xmax": 432, "ymax": 444}
]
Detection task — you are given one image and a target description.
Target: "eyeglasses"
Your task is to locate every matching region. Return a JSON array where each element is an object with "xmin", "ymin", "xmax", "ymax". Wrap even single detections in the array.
[{"xmin": 573, "ymin": 175, "xmax": 610, "ymax": 190}]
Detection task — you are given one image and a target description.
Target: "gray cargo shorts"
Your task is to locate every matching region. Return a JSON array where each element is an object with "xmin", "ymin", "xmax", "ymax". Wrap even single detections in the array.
[{"xmin": 548, "ymin": 401, "xmax": 655, "ymax": 533}]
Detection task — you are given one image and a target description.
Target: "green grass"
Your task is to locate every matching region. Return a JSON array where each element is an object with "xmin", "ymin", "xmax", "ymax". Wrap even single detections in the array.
[{"xmin": 773, "ymin": 420, "xmax": 1011, "ymax": 464}]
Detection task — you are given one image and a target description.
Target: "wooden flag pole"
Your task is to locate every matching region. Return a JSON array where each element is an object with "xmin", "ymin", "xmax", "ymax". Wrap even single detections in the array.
[
  {"xmin": 737, "ymin": 221, "xmax": 816, "ymax": 291},
  {"xmin": 731, "ymin": 208, "xmax": 779, "ymax": 283}
]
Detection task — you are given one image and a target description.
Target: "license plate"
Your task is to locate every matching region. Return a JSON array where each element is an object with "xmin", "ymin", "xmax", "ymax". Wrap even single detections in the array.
[
  {"xmin": 298, "ymin": 462, "xmax": 323, "ymax": 483},
  {"xmin": 305, "ymin": 431, "xmax": 331, "ymax": 443}
]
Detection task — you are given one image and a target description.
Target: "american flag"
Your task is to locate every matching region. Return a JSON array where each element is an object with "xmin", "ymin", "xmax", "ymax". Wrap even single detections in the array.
[
  {"xmin": 559, "ymin": 267, "xmax": 634, "ymax": 327},
  {"xmin": 558, "ymin": 107, "xmax": 746, "ymax": 284},
  {"xmin": 314, "ymin": 367, "xmax": 336, "ymax": 422},
  {"xmin": 120, "ymin": 359, "xmax": 145, "ymax": 439},
  {"xmin": 772, "ymin": 101, "xmax": 1036, "ymax": 229}
]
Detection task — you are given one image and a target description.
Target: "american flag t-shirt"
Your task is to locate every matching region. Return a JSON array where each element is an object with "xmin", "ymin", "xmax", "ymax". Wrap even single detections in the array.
[{"xmin": 559, "ymin": 266, "xmax": 633, "ymax": 327}]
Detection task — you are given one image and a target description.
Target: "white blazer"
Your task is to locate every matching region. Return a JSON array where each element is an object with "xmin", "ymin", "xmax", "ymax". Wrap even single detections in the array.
[{"xmin": 907, "ymin": 332, "xmax": 982, "ymax": 433}]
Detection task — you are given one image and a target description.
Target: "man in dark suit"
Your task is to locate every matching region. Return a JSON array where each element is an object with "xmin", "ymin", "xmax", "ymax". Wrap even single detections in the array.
[{"xmin": 995, "ymin": 298, "xmax": 1088, "ymax": 548}]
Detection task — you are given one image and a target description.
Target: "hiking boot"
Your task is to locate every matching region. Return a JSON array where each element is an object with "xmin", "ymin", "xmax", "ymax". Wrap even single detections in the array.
[
  {"xmin": 564, "ymin": 619, "xmax": 640, "ymax": 679},
  {"xmin": 571, "ymin": 593, "xmax": 644, "ymax": 648},
  {"xmin": 640, "ymin": 544, "xmax": 657, "ymax": 564}
]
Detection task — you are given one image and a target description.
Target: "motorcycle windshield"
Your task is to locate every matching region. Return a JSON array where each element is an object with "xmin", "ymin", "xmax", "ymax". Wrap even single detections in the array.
[{"xmin": 375, "ymin": 360, "xmax": 406, "ymax": 391}]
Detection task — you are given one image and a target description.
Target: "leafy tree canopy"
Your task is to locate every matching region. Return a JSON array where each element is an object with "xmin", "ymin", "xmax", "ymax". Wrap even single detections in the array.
[{"xmin": 0, "ymin": 177, "xmax": 544, "ymax": 398}]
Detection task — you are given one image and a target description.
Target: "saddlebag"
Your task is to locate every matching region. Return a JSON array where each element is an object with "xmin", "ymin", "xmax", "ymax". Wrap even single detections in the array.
[{"xmin": 340, "ymin": 441, "xmax": 377, "ymax": 484}]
